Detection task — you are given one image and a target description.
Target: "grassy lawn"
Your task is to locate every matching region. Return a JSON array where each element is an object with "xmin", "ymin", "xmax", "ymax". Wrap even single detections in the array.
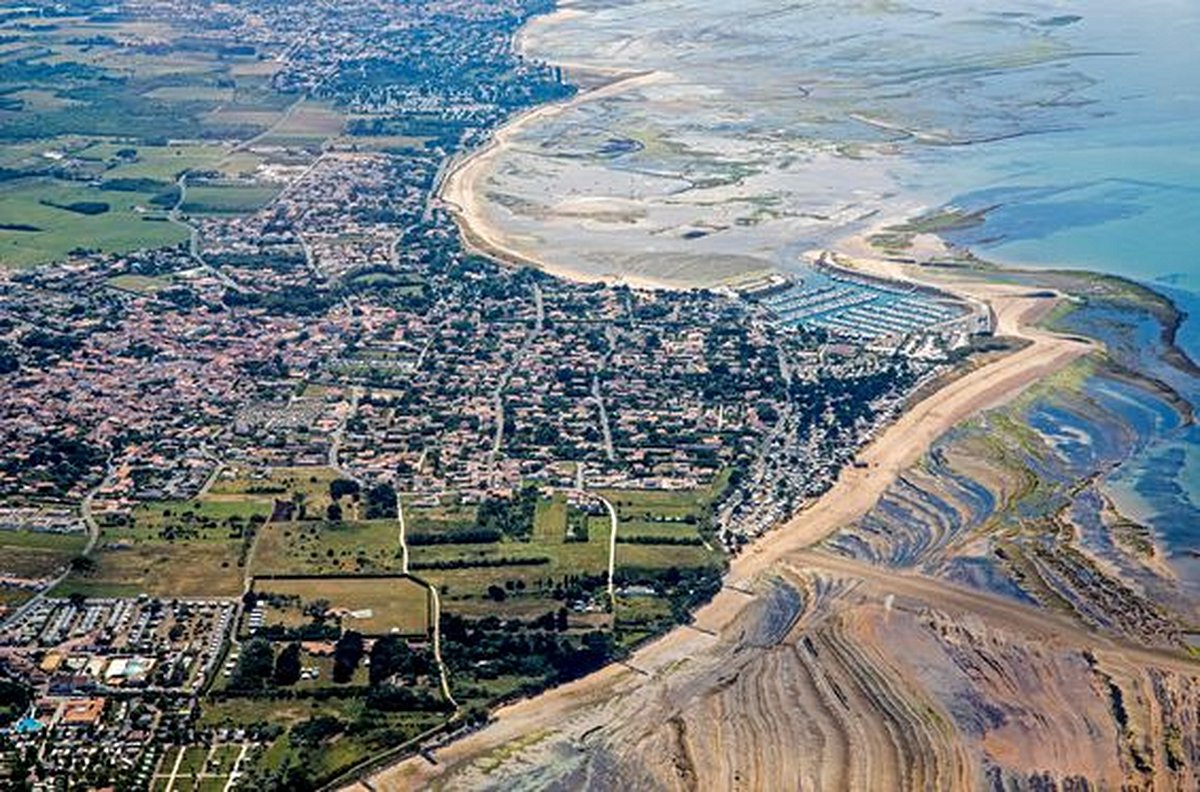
[
  {"xmin": 54, "ymin": 494, "xmax": 273, "ymax": 598},
  {"xmin": 210, "ymin": 466, "xmax": 352, "ymax": 520},
  {"xmin": 198, "ymin": 697, "xmax": 446, "ymax": 788},
  {"xmin": 82, "ymin": 141, "xmax": 263, "ymax": 182},
  {"xmin": 0, "ymin": 529, "xmax": 87, "ymax": 577},
  {"xmin": 57, "ymin": 539, "xmax": 245, "ymax": 598},
  {"xmin": 180, "ymin": 182, "xmax": 279, "ymax": 215},
  {"xmin": 126, "ymin": 498, "xmax": 273, "ymax": 542},
  {"xmin": 0, "ymin": 177, "xmax": 186, "ymax": 268},
  {"xmin": 532, "ymin": 495, "xmax": 567, "ymax": 543},
  {"xmin": 106, "ymin": 273, "xmax": 174, "ymax": 294},
  {"xmin": 251, "ymin": 575, "xmax": 430, "ymax": 637},
  {"xmin": 253, "ymin": 520, "xmax": 401, "ymax": 576}
]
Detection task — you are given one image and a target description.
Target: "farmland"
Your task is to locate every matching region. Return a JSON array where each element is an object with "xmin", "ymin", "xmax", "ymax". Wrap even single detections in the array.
[
  {"xmin": 0, "ymin": 14, "xmax": 338, "ymax": 269},
  {"xmin": 250, "ymin": 575, "xmax": 430, "ymax": 637},
  {"xmin": 0, "ymin": 177, "xmax": 187, "ymax": 268}
]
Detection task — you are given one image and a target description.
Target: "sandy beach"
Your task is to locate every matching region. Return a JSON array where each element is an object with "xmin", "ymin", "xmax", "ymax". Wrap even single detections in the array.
[
  {"xmin": 438, "ymin": 68, "xmax": 676, "ymax": 291},
  {"xmin": 348, "ymin": 5, "xmax": 1200, "ymax": 788}
]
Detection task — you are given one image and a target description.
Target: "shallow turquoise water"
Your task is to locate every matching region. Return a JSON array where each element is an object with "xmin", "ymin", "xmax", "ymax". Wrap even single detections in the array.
[{"xmin": 916, "ymin": 1, "xmax": 1200, "ymax": 297}]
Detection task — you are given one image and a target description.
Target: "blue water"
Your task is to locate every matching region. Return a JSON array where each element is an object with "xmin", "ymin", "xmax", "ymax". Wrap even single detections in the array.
[
  {"xmin": 897, "ymin": 2, "xmax": 1200, "ymax": 579},
  {"xmin": 914, "ymin": 1, "xmax": 1200, "ymax": 303},
  {"xmin": 520, "ymin": 0, "xmax": 1200, "ymax": 575}
]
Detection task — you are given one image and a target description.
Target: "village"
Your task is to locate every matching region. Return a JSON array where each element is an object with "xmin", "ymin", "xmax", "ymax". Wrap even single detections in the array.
[{"xmin": 0, "ymin": 0, "xmax": 991, "ymax": 787}]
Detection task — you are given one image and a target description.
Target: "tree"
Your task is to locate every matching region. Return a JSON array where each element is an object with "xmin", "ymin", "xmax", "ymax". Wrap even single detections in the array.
[
  {"xmin": 231, "ymin": 638, "xmax": 275, "ymax": 690},
  {"xmin": 364, "ymin": 483, "xmax": 396, "ymax": 520},
  {"xmin": 273, "ymin": 642, "xmax": 302, "ymax": 686},
  {"xmin": 329, "ymin": 478, "xmax": 360, "ymax": 501},
  {"xmin": 368, "ymin": 635, "xmax": 411, "ymax": 686},
  {"xmin": 332, "ymin": 630, "xmax": 364, "ymax": 683},
  {"xmin": 325, "ymin": 501, "xmax": 343, "ymax": 522}
]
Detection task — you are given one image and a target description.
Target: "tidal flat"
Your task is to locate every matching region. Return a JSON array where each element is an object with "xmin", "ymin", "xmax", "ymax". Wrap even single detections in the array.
[
  {"xmin": 457, "ymin": 0, "xmax": 1200, "ymax": 292},
  {"xmin": 825, "ymin": 268, "xmax": 1200, "ymax": 648}
]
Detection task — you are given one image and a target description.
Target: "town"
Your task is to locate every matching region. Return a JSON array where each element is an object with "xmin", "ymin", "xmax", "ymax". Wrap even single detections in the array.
[{"xmin": 0, "ymin": 0, "xmax": 988, "ymax": 788}]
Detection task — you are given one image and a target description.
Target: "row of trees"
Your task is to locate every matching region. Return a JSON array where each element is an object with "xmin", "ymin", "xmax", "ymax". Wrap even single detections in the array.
[{"xmin": 228, "ymin": 632, "xmax": 435, "ymax": 690}]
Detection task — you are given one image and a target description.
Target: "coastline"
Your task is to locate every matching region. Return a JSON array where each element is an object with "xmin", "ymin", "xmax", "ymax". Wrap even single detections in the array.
[
  {"xmin": 354, "ymin": 5, "xmax": 1200, "ymax": 790},
  {"xmin": 355, "ymin": 252, "xmax": 1100, "ymax": 789},
  {"xmin": 438, "ymin": 67, "xmax": 678, "ymax": 292}
]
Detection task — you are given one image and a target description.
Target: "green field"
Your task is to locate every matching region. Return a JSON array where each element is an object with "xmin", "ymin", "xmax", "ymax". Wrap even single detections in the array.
[
  {"xmin": 0, "ymin": 528, "xmax": 87, "ymax": 577},
  {"xmin": 209, "ymin": 466, "xmax": 354, "ymax": 521},
  {"xmin": 180, "ymin": 182, "xmax": 280, "ymax": 215},
  {"xmin": 0, "ymin": 12, "xmax": 339, "ymax": 270},
  {"xmin": 197, "ymin": 697, "xmax": 445, "ymax": 789},
  {"xmin": 106, "ymin": 273, "xmax": 174, "ymax": 294},
  {"xmin": 56, "ymin": 487, "xmax": 275, "ymax": 598},
  {"xmin": 252, "ymin": 575, "xmax": 430, "ymax": 637},
  {"xmin": 253, "ymin": 520, "xmax": 401, "ymax": 576},
  {"xmin": 0, "ymin": 177, "xmax": 186, "ymax": 268}
]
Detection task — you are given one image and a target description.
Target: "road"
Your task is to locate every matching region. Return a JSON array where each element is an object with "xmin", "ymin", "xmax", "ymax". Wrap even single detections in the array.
[
  {"xmin": 0, "ymin": 458, "xmax": 112, "ymax": 630},
  {"xmin": 395, "ymin": 488, "xmax": 454, "ymax": 711},
  {"xmin": 328, "ymin": 386, "xmax": 363, "ymax": 480},
  {"xmin": 166, "ymin": 173, "xmax": 244, "ymax": 293},
  {"xmin": 395, "ymin": 490, "xmax": 410, "ymax": 575},
  {"xmin": 488, "ymin": 282, "xmax": 544, "ymax": 464},
  {"xmin": 565, "ymin": 488, "xmax": 618, "ymax": 606},
  {"xmin": 427, "ymin": 583, "xmax": 456, "ymax": 710},
  {"xmin": 592, "ymin": 324, "xmax": 618, "ymax": 462}
]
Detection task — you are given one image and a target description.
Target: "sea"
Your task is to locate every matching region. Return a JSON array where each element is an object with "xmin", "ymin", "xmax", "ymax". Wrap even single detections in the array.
[{"xmin": 508, "ymin": 0, "xmax": 1200, "ymax": 576}]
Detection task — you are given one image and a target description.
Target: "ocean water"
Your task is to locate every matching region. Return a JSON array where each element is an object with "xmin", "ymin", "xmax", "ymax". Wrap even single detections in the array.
[
  {"xmin": 918, "ymin": 1, "xmax": 1200, "ymax": 297},
  {"xmin": 504, "ymin": 0, "xmax": 1200, "ymax": 301}
]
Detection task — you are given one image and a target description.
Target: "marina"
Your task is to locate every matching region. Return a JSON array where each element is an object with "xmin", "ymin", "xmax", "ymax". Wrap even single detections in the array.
[{"xmin": 750, "ymin": 262, "xmax": 976, "ymax": 341}]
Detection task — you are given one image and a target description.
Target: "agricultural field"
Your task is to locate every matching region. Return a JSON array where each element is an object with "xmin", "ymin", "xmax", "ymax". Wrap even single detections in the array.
[
  {"xmin": 250, "ymin": 575, "xmax": 430, "ymax": 637},
  {"xmin": 253, "ymin": 520, "xmax": 402, "ymax": 576},
  {"xmin": 0, "ymin": 177, "xmax": 186, "ymax": 268},
  {"xmin": 0, "ymin": 528, "xmax": 88, "ymax": 579},
  {"xmin": 60, "ymin": 463, "xmax": 388, "ymax": 595},
  {"xmin": 253, "ymin": 99, "xmax": 346, "ymax": 148},
  {"xmin": 208, "ymin": 466, "xmax": 356, "ymax": 522},
  {"xmin": 56, "ymin": 509, "xmax": 255, "ymax": 599},
  {"xmin": 55, "ymin": 479, "xmax": 280, "ymax": 598},
  {"xmin": 0, "ymin": 13, "xmax": 343, "ymax": 269},
  {"xmin": 179, "ymin": 182, "xmax": 280, "ymax": 215}
]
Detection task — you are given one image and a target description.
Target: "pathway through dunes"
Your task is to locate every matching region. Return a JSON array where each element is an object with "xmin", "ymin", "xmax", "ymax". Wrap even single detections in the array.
[{"xmin": 357, "ymin": 269, "xmax": 1200, "ymax": 791}]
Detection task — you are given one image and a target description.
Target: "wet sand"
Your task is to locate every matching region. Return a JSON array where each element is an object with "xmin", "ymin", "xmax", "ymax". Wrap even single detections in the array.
[{"xmin": 439, "ymin": 68, "xmax": 676, "ymax": 290}]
